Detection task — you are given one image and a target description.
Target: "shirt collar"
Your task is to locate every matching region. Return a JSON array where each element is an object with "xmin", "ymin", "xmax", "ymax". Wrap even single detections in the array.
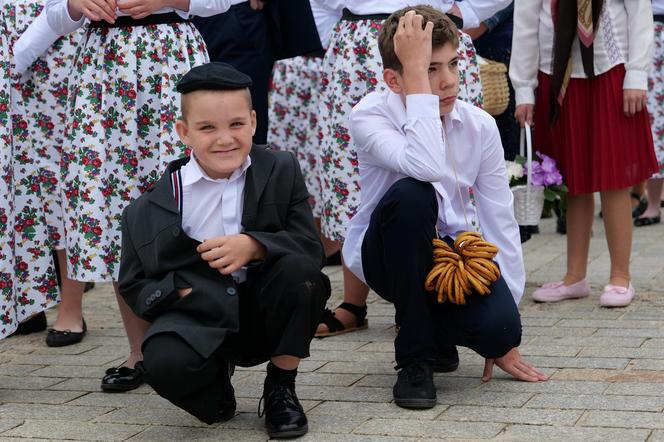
[{"xmin": 181, "ymin": 153, "xmax": 252, "ymax": 187}]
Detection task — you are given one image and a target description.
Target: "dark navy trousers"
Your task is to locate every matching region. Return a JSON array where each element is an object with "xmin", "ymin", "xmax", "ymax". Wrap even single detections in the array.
[{"xmin": 361, "ymin": 178, "xmax": 522, "ymax": 364}]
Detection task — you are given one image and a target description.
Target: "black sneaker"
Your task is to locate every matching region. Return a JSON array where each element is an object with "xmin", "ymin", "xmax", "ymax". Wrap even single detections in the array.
[
  {"xmin": 393, "ymin": 360, "xmax": 437, "ymax": 409},
  {"xmin": 260, "ymin": 384, "xmax": 308, "ymax": 438},
  {"xmin": 217, "ymin": 362, "xmax": 236, "ymax": 423}
]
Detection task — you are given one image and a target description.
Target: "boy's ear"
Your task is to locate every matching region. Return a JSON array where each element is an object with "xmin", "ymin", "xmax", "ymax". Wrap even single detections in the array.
[
  {"xmin": 250, "ymin": 110, "xmax": 257, "ymax": 137},
  {"xmin": 383, "ymin": 68, "xmax": 404, "ymax": 95},
  {"xmin": 175, "ymin": 119, "xmax": 190, "ymax": 145}
]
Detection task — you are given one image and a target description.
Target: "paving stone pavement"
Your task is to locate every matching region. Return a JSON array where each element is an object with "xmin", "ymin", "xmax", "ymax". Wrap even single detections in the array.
[{"xmin": 1, "ymin": 216, "xmax": 663, "ymax": 441}]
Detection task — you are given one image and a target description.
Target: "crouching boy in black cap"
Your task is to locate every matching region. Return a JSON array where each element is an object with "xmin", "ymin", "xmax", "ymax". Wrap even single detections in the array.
[{"xmin": 118, "ymin": 62, "xmax": 330, "ymax": 438}]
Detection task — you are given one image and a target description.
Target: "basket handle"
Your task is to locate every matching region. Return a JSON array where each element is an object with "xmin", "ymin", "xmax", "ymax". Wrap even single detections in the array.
[{"xmin": 519, "ymin": 123, "xmax": 533, "ymax": 188}]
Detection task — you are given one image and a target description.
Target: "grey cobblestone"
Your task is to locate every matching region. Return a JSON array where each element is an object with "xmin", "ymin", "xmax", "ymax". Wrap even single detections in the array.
[{"xmin": 1, "ymin": 217, "xmax": 663, "ymax": 440}]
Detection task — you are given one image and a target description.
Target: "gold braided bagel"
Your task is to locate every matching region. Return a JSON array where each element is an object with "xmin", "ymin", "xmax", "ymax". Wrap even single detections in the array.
[{"xmin": 425, "ymin": 232, "xmax": 500, "ymax": 305}]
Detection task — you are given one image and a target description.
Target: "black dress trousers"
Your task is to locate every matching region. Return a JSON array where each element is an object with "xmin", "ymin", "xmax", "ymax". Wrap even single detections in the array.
[
  {"xmin": 361, "ymin": 177, "xmax": 522, "ymax": 365},
  {"xmin": 141, "ymin": 254, "xmax": 330, "ymax": 424}
]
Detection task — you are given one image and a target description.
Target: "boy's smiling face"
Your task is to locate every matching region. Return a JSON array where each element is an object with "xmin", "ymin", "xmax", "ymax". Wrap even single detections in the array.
[{"xmin": 176, "ymin": 89, "xmax": 256, "ymax": 180}]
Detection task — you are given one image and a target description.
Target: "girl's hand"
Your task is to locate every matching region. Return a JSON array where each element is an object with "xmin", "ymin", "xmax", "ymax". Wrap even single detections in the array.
[
  {"xmin": 623, "ymin": 89, "xmax": 647, "ymax": 117},
  {"xmin": 250, "ymin": 0, "xmax": 266, "ymax": 10},
  {"xmin": 68, "ymin": 0, "xmax": 116, "ymax": 23},
  {"xmin": 117, "ymin": 0, "xmax": 168, "ymax": 19},
  {"xmin": 515, "ymin": 104, "xmax": 534, "ymax": 127},
  {"xmin": 482, "ymin": 347, "xmax": 548, "ymax": 382}
]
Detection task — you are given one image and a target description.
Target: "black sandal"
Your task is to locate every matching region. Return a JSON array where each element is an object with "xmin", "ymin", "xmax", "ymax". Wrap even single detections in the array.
[
  {"xmin": 634, "ymin": 215, "xmax": 661, "ymax": 227},
  {"xmin": 315, "ymin": 302, "xmax": 368, "ymax": 338}
]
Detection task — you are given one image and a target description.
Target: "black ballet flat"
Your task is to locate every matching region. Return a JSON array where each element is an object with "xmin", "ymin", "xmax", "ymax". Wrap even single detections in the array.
[
  {"xmin": 45, "ymin": 319, "xmax": 87, "ymax": 347},
  {"xmin": 101, "ymin": 364, "xmax": 145, "ymax": 392},
  {"xmin": 11, "ymin": 312, "xmax": 47, "ymax": 336}
]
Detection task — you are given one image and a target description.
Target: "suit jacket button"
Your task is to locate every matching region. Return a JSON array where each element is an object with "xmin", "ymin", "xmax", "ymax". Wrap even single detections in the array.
[
  {"xmin": 154, "ymin": 290, "xmax": 161, "ymax": 297},
  {"xmin": 172, "ymin": 227, "xmax": 181, "ymax": 237},
  {"xmin": 226, "ymin": 287, "xmax": 237, "ymax": 296}
]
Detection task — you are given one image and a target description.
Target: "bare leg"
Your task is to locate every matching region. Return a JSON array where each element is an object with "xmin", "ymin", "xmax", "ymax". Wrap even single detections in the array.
[
  {"xmin": 637, "ymin": 178, "xmax": 663, "ymax": 219},
  {"xmin": 600, "ymin": 188, "xmax": 632, "ymax": 288},
  {"xmin": 52, "ymin": 250, "xmax": 86, "ymax": 332},
  {"xmin": 271, "ymin": 355, "xmax": 299, "ymax": 371},
  {"xmin": 563, "ymin": 193, "xmax": 595, "ymax": 285},
  {"xmin": 113, "ymin": 283, "xmax": 150, "ymax": 368},
  {"xmin": 314, "ymin": 218, "xmax": 340, "ymax": 257},
  {"xmin": 316, "ymin": 247, "xmax": 370, "ymax": 334}
]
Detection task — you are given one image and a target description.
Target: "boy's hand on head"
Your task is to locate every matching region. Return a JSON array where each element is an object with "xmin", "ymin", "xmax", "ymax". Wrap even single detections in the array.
[
  {"xmin": 69, "ymin": 0, "xmax": 117, "ymax": 23},
  {"xmin": 117, "ymin": 0, "xmax": 168, "ymax": 19},
  {"xmin": 394, "ymin": 10, "xmax": 434, "ymax": 94},
  {"xmin": 623, "ymin": 89, "xmax": 646, "ymax": 117},
  {"xmin": 481, "ymin": 347, "xmax": 548, "ymax": 383},
  {"xmin": 197, "ymin": 234, "xmax": 267, "ymax": 275}
]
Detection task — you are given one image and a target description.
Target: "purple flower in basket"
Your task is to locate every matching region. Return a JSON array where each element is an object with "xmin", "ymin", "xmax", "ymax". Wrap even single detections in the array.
[{"xmin": 523, "ymin": 152, "xmax": 564, "ymax": 187}]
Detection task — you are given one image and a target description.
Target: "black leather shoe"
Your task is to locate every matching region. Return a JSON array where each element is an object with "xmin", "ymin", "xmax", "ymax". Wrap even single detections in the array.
[
  {"xmin": 11, "ymin": 312, "xmax": 47, "ymax": 336},
  {"xmin": 101, "ymin": 364, "xmax": 145, "ymax": 392},
  {"xmin": 45, "ymin": 319, "xmax": 86, "ymax": 347},
  {"xmin": 393, "ymin": 360, "xmax": 436, "ymax": 409},
  {"xmin": 216, "ymin": 362, "xmax": 236, "ymax": 423},
  {"xmin": 260, "ymin": 384, "xmax": 308, "ymax": 438},
  {"xmin": 432, "ymin": 344, "xmax": 459, "ymax": 373}
]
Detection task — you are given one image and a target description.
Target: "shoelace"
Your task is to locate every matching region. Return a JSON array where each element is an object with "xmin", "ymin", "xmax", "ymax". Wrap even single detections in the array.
[
  {"xmin": 257, "ymin": 384, "xmax": 298, "ymax": 418},
  {"xmin": 394, "ymin": 361, "xmax": 428, "ymax": 385}
]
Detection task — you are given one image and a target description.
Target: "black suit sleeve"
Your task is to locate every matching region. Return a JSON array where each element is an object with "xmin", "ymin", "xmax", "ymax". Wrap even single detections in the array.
[
  {"xmin": 118, "ymin": 207, "xmax": 183, "ymax": 320},
  {"xmin": 244, "ymin": 153, "xmax": 325, "ymax": 269}
]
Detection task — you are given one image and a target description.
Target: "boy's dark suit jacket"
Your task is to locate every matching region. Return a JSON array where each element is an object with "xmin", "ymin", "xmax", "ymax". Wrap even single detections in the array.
[{"xmin": 118, "ymin": 145, "xmax": 325, "ymax": 360}]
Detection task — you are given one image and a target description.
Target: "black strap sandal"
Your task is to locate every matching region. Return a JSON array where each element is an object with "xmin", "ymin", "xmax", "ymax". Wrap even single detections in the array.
[
  {"xmin": 631, "ymin": 192, "xmax": 648, "ymax": 219},
  {"xmin": 315, "ymin": 302, "xmax": 368, "ymax": 338},
  {"xmin": 634, "ymin": 215, "xmax": 661, "ymax": 227}
]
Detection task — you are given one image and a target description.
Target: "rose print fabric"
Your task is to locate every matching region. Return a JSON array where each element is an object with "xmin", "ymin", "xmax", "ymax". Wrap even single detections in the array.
[
  {"xmin": 648, "ymin": 21, "xmax": 664, "ymax": 179},
  {"xmin": 268, "ymin": 56, "xmax": 324, "ymax": 217},
  {"xmin": 62, "ymin": 23, "xmax": 208, "ymax": 282},
  {"xmin": 1, "ymin": 1, "xmax": 67, "ymax": 339},
  {"xmin": 317, "ymin": 18, "xmax": 483, "ymax": 241}
]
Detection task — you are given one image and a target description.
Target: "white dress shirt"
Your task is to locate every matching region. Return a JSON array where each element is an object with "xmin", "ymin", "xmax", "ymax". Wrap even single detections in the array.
[
  {"xmin": 654, "ymin": 0, "xmax": 664, "ymax": 16},
  {"xmin": 180, "ymin": 154, "xmax": 251, "ymax": 282},
  {"xmin": 45, "ymin": 0, "xmax": 243, "ymax": 35},
  {"xmin": 343, "ymin": 91, "xmax": 525, "ymax": 303},
  {"xmin": 310, "ymin": 0, "xmax": 343, "ymax": 49},
  {"xmin": 510, "ymin": 0, "xmax": 654, "ymax": 106},
  {"xmin": 13, "ymin": 12, "xmax": 62, "ymax": 74},
  {"xmin": 318, "ymin": 0, "xmax": 511, "ymax": 29}
]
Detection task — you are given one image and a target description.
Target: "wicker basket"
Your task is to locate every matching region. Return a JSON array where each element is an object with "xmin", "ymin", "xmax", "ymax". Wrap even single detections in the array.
[
  {"xmin": 511, "ymin": 124, "xmax": 545, "ymax": 226},
  {"xmin": 478, "ymin": 57, "xmax": 510, "ymax": 116}
]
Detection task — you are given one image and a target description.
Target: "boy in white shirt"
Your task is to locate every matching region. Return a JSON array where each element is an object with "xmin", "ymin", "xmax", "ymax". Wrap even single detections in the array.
[
  {"xmin": 343, "ymin": 6, "xmax": 547, "ymax": 409},
  {"xmin": 118, "ymin": 63, "xmax": 330, "ymax": 437}
]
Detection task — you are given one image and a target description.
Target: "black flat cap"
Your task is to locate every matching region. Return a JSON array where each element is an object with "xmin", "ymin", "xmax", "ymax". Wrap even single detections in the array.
[{"xmin": 176, "ymin": 62, "xmax": 252, "ymax": 94}]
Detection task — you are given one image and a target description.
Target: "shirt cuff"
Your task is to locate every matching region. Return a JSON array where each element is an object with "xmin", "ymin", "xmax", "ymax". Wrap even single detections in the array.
[
  {"xmin": 623, "ymin": 69, "xmax": 648, "ymax": 91},
  {"xmin": 405, "ymin": 94, "xmax": 441, "ymax": 120},
  {"xmin": 457, "ymin": 2, "xmax": 480, "ymax": 29},
  {"xmin": 514, "ymin": 87, "xmax": 536, "ymax": 106}
]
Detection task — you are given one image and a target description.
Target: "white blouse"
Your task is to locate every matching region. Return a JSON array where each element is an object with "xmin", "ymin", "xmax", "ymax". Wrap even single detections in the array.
[
  {"xmin": 654, "ymin": 0, "xmax": 664, "ymax": 16},
  {"xmin": 45, "ymin": 0, "xmax": 243, "ymax": 35},
  {"xmin": 310, "ymin": 0, "xmax": 343, "ymax": 49},
  {"xmin": 510, "ymin": 0, "xmax": 654, "ymax": 106},
  {"xmin": 317, "ymin": 0, "xmax": 512, "ymax": 29},
  {"xmin": 343, "ymin": 91, "xmax": 525, "ymax": 303}
]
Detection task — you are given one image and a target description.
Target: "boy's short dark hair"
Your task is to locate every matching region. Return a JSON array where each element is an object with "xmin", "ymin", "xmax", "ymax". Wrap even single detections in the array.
[{"xmin": 378, "ymin": 5, "xmax": 459, "ymax": 72}]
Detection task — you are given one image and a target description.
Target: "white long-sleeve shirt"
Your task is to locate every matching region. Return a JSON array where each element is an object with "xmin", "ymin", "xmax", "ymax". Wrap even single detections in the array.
[
  {"xmin": 180, "ymin": 154, "xmax": 251, "ymax": 283},
  {"xmin": 317, "ymin": 0, "xmax": 512, "ymax": 29},
  {"xmin": 510, "ymin": 0, "xmax": 654, "ymax": 106},
  {"xmin": 45, "ymin": 0, "xmax": 243, "ymax": 35},
  {"xmin": 343, "ymin": 91, "xmax": 525, "ymax": 303}
]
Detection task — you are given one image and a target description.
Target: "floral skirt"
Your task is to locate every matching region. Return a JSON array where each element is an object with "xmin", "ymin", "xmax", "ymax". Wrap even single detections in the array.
[
  {"xmin": 268, "ymin": 56, "xmax": 324, "ymax": 217},
  {"xmin": 317, "ymin": 18, "xmax": 483, "ymax": 241},
  {"xmin": 535, "ymin": 65, "xmax": 658, "ymax": 195},
  {"xmin": 1, "ymin": 1, "xmax": 66, "ymax": 338},
  {"xmin": 648, "ymin": 21, "xmax": 664, "ymax": 179},
  {"xmin": 62, "ymin": 22, "xmax": 208, "ymax": 282}
]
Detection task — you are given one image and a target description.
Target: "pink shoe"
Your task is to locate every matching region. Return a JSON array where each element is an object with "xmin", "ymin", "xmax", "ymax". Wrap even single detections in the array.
[
  {"xmin": 532, "ymin": 280, "xmax": 590, "ymax": 302},
  {"xmin": 599, "ymin": 283, "xmax": 635, "ymax": 307}
]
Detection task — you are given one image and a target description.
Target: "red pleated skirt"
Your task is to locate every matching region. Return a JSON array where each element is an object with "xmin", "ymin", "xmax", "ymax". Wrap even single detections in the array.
[{"xmin": 534, "ymin": 65, "xmax": 658, "ymax": 195}]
